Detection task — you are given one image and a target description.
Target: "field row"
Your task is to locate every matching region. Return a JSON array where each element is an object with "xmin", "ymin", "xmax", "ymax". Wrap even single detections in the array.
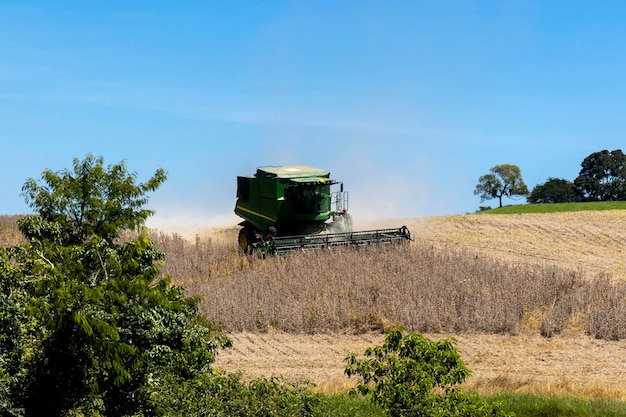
[
  {"xmin": 380, "ymin": 211, "xmax": 626, "ymax": 281},
  {"xmin": 215, "ymin": 331, "xmax": 626, "ymax": 400}
]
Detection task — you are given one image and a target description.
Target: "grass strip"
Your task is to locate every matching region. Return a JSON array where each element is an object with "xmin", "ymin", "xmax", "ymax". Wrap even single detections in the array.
[
  {"xmin": 478, "ymin": 201, "xmax": 626, "ymax": 214},
  {"xmin": 490, "ymin": 393, "xmax": 626, "ymax": 417}
]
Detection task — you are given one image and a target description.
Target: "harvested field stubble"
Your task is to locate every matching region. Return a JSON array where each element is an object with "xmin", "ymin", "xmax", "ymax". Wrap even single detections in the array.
[
  {"xmin": 215, "ymin": 331, "xmax": 626, "ymax": 400},
  {"xmin": 393, "ymin": 211, "xmax": 626, "ymax": 281}
]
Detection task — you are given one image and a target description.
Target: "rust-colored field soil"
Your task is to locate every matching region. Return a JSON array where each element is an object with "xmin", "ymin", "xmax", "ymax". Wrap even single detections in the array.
[{"xmin": 213, "ymin": 211, "xmax": 626, "ymax": 399}]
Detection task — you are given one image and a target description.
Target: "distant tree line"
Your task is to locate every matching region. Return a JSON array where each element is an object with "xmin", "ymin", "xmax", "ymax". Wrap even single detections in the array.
[
  {"xmin": 529, "ymin": 149, "xmax": 626, "ymax": 204},
  {"xmin": 474, "ymin": 149, "xmax": 626, "ymax": 208}
]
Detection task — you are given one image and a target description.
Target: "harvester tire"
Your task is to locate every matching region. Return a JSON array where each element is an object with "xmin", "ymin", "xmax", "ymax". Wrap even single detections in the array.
[
  {"xmin": 263, "ymin": 226, "xmax": 277, "ymax": 241},
  {"xmin": 261, "ymin": 226, "xmax": 277, "ymax": 255},
  {"xmin": 238, "ymin": 228, "xmax": 252, "ymax": 254}
]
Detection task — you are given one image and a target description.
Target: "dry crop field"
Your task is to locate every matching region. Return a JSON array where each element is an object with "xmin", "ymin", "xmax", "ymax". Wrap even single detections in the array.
[
  {"xmin": 167, "ymin": 211, "xmax": 626, "ymax": 400},
  {"xmin": 387, "ymin": 210, "xmax": 626, "ymax": 282},
  {"xmin": 2, "ymin": 212, "xmax": 626, "ymax": 400}
]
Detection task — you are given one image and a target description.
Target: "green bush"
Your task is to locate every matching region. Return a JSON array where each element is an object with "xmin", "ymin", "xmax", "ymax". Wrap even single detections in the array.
[
  {"xmin": 0, "ymin": 155, "xmax": 231, "ymax": 416},
  {"xmin": 344, "ymin": 326, "xmax": 512, "ymax": 417},
  {"xmin": 142, "ymin": 370, "xmax": 321, "ymax": 417}
]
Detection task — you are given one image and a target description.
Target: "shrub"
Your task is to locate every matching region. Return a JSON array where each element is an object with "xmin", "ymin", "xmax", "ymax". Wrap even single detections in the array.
[
  {"xmin": 345, "ymin": 326, "xmax": 512, "ymax": 417},
  {"xmin": 143, "ymin": 370, "xmax": 322, "ymax": 417}
]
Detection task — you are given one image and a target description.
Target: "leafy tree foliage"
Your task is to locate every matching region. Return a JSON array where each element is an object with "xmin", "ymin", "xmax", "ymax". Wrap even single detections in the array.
[
  {"xmin": 474, "ymin": 164, "xmax": 529, "ymax": 208},
  {"xmin": 345, "ymin": 327, "xmax": 511, "ymax": 417},
  {"xmin": 0, "ymin": 155, "xmax": 230, "ymax": 417},
  {"xmin": 21, "ymin": 154, "xmax": 167, "ymax": 245},
  {"xmin": 528, "ymin": 177, "xmax": 578, "ymax": 204},
  {"xmin": 145, "ymin": 371, "xmax": 322, "ymax": 417},
  {"xmin": 574, "ymin": 149, "xmax": 626, "ymax": 201}
]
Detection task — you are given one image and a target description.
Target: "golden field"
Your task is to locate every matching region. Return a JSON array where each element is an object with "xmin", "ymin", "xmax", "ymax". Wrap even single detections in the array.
[
  {"xmin": 173, "ymin": 211, "xmax": 626, "ymax": 399},
  {"xmin": 2, "ymin": 211, "xmax": 626, "ymax": 400},
  {"xmin": 391, "ymin": 211, "xmax": 626, "ymax": 282}
]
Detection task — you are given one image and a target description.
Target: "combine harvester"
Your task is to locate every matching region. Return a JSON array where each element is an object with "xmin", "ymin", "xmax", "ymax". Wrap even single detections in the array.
[{"xmin": 234, "ymin": 166, "xmax": 411, "ymax": 255}]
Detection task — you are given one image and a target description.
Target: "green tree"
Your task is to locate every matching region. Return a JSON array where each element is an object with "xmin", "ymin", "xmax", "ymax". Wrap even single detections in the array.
[
  {"xmin": 0, "ymin": 154, "xmax": 230, "ymax": 417},
  {"xmin": 345, "ymin": 327, "xmax": 511, "ymax": 417},
  {"xmin": 528, "ymin": 177, "xmax": 578, "ymax": 204},
  {"xmin": 21, "ymin": 154, "xmax": 167, "ymax": 245},
  {"xmin": 474, "ymin": 164, "xmax": 529, "ymax": 208},
  {"xmin": 574, "ymin": 149, "xmax": 626, "ymax": 201}
]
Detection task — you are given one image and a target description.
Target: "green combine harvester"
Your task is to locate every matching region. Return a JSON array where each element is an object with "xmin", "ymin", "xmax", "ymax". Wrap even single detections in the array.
[{"xmin": 234, "ymin": 165, "xmax": 411, "ymax": 254}]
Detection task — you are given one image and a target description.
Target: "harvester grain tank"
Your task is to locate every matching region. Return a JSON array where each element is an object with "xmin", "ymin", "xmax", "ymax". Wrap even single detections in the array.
[{"xmin": 234, "ymin": 165, "xmax": 411, "ymax": 254}]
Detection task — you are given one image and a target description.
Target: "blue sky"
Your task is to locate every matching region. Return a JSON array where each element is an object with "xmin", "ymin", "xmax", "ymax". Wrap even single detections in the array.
[{"xmin": 2, "ymin": 1, "xmax": 625, "ymax": 228}]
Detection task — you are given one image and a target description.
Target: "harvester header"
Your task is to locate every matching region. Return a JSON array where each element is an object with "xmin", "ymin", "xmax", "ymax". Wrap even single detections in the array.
[{"xmin": 234, "ymin": 165, "xmax": 410, "ymax": 254}]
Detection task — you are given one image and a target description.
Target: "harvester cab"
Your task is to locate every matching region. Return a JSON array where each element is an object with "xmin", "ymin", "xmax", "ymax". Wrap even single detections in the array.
[{"xmin": 235, "ymin": 165, "xmax": 410, "ymax": 254}]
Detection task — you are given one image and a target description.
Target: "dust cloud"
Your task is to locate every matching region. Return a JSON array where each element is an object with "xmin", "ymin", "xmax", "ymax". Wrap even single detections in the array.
[{"xmin": 146, "ymin": 207, "xmax": 239, "ymax": 239}]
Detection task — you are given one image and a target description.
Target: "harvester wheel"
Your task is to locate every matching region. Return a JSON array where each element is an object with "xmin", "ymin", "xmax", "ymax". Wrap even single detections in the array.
[
  {"xmin": 263, "ymin": 226, "xmax": 278, "ymax": 255},
  {"xmin": 238, "ymin": 228, "xmax": 252, "ymax": 254},
  {"xmin": 263, "ymin": 226, "xmax": 277, "ymax": 242}
]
